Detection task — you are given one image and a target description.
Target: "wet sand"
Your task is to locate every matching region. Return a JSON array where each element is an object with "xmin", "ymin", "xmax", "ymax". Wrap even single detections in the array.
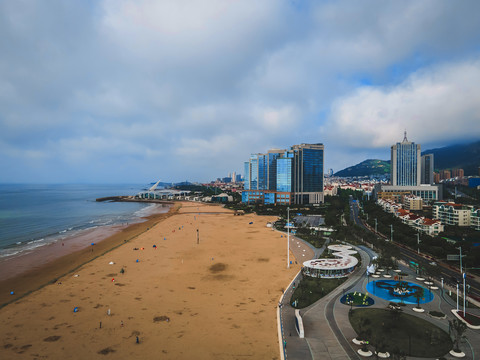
[{"xmin": 0, "ymin": 202, "xmax": 299, "ymax": 359}]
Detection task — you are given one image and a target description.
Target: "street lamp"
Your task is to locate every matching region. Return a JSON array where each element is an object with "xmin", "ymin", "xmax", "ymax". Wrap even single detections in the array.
[
  {"xmin": 463, "ymin": 272, "xmax": 466, "ymax": 317},
  {"xmin": 287, "ymin": 207, "xmax": 290, "ymax": 269},
  {"xmin": 417, "ymin": 233, "xmax": 420, "ymax": 254},
  {"xmin": 456, "ymin": 246, "xmax": 463, "ymax": 274},
  {"xmin": 389, "ymin": 224, "xmax": 394, "ymax": 242}
]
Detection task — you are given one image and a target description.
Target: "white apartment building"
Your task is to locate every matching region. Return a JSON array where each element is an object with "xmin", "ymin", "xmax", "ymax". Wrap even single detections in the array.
[{"xmin": 433, "ymin": 202, "xmax": 471, "ymax": 227}]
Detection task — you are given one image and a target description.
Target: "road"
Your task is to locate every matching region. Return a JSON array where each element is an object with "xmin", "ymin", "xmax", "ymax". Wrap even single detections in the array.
[{"xmin": 349, "ymin": 196, "xmax": 480, "ymax": 300}]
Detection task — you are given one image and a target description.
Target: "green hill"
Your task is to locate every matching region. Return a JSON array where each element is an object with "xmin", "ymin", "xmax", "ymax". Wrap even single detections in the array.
[
  {"xmin": 334, "ymin": 159, "xmax": 390, "ymax": 177},
  {"xmin": 423, "ymin": 140, "xmax": 480, "ymax": 176}
]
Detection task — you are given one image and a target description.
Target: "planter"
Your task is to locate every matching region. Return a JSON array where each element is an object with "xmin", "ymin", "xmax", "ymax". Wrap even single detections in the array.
[
  {"xmin": 429, "ymin": 312, "xmax": 446, "ymax": 320},
  {"xmin": 358, "ymin": 349, "xmax": 373, "ymax": 357},
  {"xmin": 451, "ymin": 309, "xmax": 480, "ymax": 329},
  {"xmin": 352, "ymin": 338, "xmax": 365, "ymax": 345},
  {"xmin": 412, "ymin": 307, "xmax": 425, "ymax": 313},
  {"xmin": 449, "ymin": 349, "xmax": 466, "ymax": 358}
]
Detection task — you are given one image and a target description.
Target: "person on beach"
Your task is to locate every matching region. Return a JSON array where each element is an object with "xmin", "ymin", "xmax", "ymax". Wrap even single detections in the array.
[
  {"xmin": 136, "ymin": 336, "xmax": 139, "ymax": 344},
  {"xmin": 121, "ymin": 320, "xmax": 124, "ymax": 327}
]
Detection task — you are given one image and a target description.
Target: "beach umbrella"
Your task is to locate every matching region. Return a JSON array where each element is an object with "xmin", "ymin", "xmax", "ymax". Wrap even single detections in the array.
[
  {"xmin": 153, "ymin": 245, "xmax": 157, "ymax": 248},
  {"xmin": 10, "ymin": 291, "xmax": 14, "ymax": 295},
  {"xmin": 136, "ymin": 259, "xmax": 139, "ymax": 263},
  {"xmin": 91, "ymin": 243, "xmax": 95, "ymax": 246},
  {"xmin": 73, "ymin": 307, "xmax": 78, "ymax": 312},
  {"xmin": 249, "ymin": 222, "xmax": 253, "ymax": 224}
]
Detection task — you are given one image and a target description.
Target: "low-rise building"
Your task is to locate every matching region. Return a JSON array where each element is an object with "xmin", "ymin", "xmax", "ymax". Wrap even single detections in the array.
[
  {"xmin": 403, "ymin": 194, "xmax": 423, "ymax": 210},
  {"xmin": 471, "ymin": 209, "xmax": 480, "ymax": 231},
  {"xmin": 433, "ymin": 202, "xmax": 471, "ymax": 227}
]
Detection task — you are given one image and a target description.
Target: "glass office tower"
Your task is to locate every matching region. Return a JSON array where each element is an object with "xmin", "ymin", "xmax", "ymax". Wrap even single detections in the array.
[
  {"xmin": 267, "ymin": 150, "xmax": 285, "ymax": 191},
  {"xmin": 249, "ymin": 155, "xmax": 258, "ymax": 190},
  {"xmin": 292, "ymin": 144, "xmax": 324, "ymax": 204},
  {"xmin": 243, "ymin": 161, "xmax": 250, "ymax": 190},
  {"xmin": 391, "ymin": 132, "xmax": 421, "ymax": 186},
  {"xmin": 421, "ymin": 154, "xmax": 434, "ymax": 185},
  {"xmin": 257, "ymin": 154, "xmax": 267, "ymax": 190},
  {"xmin": 242, "ymin": 143, "xmax": 324, "ymax": 205},
  {"xmin": 276, "ymin": 153, "xmax": 293, "ymax": 192}
]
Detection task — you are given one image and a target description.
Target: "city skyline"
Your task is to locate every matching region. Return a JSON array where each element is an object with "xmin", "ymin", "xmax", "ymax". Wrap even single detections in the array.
[{"xmin": 1, "ymin": 1, "xmax": 480, "ymax": 183}]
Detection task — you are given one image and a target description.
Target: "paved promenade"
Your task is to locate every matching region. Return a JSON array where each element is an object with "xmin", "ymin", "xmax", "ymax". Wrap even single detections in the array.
[{"xmin": 281, "ymin": 238, "xmax": 480, "ymax": 360}]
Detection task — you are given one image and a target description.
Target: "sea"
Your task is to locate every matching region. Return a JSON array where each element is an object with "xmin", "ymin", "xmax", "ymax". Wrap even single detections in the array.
[{"xmin": 0, "ymin": 184, "xmax": 166, "ymax": 259}]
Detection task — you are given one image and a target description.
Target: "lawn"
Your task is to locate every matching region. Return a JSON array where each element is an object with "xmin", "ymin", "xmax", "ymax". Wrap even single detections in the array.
[
  {"xmin": 290, "ymin": 276, "xmax": 347, "ymax": 308},
  {"xmin": 340, "ymin": 292, "xmax": 374, "ymax": 307},
  {"xmin": 349, "ymin": 308, "xmax": 452, "ymax": 357}
]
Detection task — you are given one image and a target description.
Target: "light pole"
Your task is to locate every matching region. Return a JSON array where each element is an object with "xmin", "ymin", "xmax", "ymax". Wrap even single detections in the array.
[
  {"xmin": 374, "ymin": 218, "xmax": 377, "ymax": 233},
  {"xmin": 463, "ymin": 272, "xmax": 466, "ymax": 316},
  {"xmin": 458, "ymin": 246, "xmax": 463, "ymax": 274},
  {"xmin": 456, "ymin": 283, "xmax": 459, "ymax": 311},
  {"xmin": 390, "ymin": 224, "xmax": 393, "ymax": 242},
  {"xmin": 287, "ymin": 207, "xmax": 290, "ymax": 269},
  {"xmin": 417, "ymin": 233, "xmax": 420, "ymax": 254}
]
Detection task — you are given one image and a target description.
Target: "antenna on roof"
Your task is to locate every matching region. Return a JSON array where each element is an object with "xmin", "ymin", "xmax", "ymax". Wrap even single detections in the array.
[{"xmin": 403, "ymin": 129, "xmax": 408, "ymax": 142}]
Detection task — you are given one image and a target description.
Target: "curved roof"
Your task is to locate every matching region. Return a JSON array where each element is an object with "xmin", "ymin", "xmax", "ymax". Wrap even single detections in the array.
[{"xmin": 303, "ymin": 245, "xmax": 358, "ymax": 271}]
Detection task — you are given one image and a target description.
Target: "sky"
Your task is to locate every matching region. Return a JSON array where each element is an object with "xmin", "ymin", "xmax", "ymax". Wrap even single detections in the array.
[{"xmin": 1, "ymin": 0, "xmax": 480, "ymax": 183}]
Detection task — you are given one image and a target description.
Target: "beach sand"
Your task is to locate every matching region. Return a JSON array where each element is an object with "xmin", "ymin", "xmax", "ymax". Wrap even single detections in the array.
[{"xmin": 0, "ymin": 202, "xmax": 299, "ymax": 359}]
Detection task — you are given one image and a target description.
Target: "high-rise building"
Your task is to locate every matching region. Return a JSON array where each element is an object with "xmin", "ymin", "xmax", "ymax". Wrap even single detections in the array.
[
  {"xmin": 291, "ymin": 143, "xmax": 325, "ymax": 204},
  {"xmin": 242, "ymin": 143, "xmax": 324, "ymax": 205},
  {"xmin": 452, "ymin": 168, "xmax": 464, "ymax": 178},
  {"xmin": 267, "ymin": 149, "xmax": 286, "ymax": 191},
  {"xmin": 421, "ymin": 154, "xmax": 434, "ymax": 185},
  {"xmin": 376, "ymin": 133, "xmax": 441, "ymax": 203},
  {"xmin": 440, "ymin": 169, "xmax": 451, "ymax": 180},
  {"xmin": 390, "ymin": 132, "xmax": 421, "ymax": 186}
]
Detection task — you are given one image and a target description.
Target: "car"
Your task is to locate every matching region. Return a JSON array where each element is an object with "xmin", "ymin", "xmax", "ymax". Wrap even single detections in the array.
[{"xmin": 429, "ymin": 261, "xmax": 437, "ymax": 266}]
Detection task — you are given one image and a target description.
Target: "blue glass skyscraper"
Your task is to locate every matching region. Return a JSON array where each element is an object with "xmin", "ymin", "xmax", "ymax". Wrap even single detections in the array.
[{"xmin": 242, "ymin": 143, "xmax": 324, "ymax": 205}]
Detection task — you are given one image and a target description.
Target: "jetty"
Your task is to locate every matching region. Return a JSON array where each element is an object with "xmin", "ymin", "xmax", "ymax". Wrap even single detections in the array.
[{"xmin": 95, "ymin": 196, "xmax": 174, "ymax": 204}]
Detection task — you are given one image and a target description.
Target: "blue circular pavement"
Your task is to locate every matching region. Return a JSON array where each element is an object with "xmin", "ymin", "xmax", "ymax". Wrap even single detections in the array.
[{"xmin": 366, "ymin": 280, "xmax": 434, "ymax": 304}]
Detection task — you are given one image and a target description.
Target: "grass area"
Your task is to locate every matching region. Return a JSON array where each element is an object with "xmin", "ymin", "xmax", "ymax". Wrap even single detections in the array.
[
  {"xmin": 349, "ymin": 308, "xmax": 452, "ymax": 357},
  {"xmin": 341, "ymin": 292, "xmax": 374, "ymax": 306},
  {"xmin": 290, "ymin": 276, "xmax": 347, "ymax": 309}
]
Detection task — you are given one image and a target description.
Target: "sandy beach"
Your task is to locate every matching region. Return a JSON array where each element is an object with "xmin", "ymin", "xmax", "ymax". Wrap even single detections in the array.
[{"xmin": 0, "ymin": 202, "xmax": 299, "ymax": 359}]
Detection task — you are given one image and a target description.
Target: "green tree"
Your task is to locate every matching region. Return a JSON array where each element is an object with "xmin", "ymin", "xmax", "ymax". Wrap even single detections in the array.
[
  {"xmin": 449, "ymin": 318, "xmax": 467, "ymax": 352},
  {"xmin": 413, "ymin": 287, "xmax": 424, "ymax": 309}
]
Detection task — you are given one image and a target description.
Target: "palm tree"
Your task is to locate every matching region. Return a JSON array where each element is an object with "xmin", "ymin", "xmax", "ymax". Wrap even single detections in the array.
[
  {"xmin": 413, "ymin": 287, "xmax": 424, "ymax": 309},
  {"xmin": 449, "ymin": 318, "xmax": 467, "ymax": 353}
]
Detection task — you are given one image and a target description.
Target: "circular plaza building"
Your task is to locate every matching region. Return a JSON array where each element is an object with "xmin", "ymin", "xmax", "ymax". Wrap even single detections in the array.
[{"xmin": 302, "ymin": 245, "xmax": 358, "ymax": 278}]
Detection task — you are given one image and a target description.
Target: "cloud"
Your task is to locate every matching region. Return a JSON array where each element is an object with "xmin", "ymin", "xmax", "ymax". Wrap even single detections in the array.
[
  {"xmin": 324, "ymin": 59, "xmax": 480, "ymax": 149},
  {"xmin": 1, "ymin": 0, "xmax": 480, "ymax": 182}
]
